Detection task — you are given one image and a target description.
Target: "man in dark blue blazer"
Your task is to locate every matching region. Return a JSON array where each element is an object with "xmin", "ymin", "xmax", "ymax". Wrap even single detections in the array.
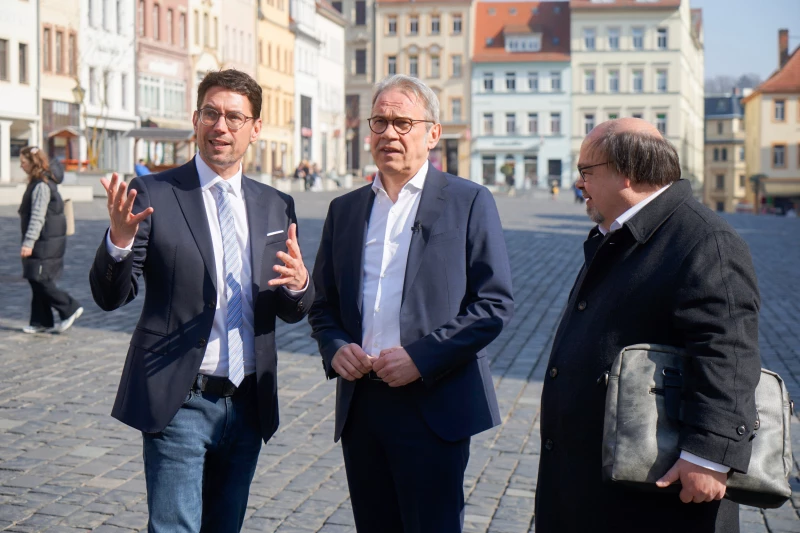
[
  {"xmin": 309, "ymin": 75, "xmax": 514, "ymax": 533},
  {"xmin": 89, "ymin": 70, "xmax": 313, "ymax": 533}
]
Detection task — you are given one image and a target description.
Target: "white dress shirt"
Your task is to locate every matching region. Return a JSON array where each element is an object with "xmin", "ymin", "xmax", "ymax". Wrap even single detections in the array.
[
  {"xmin": 361, "ymin": 161, "xmax": 428, "ymax": 357},
  {"xmin": 596, "ymin": 182, "xmax": 730, "ymax": 474},
  {"xmin": 106, "ymin": 156, "xmax": 257, "ymax": 377}
]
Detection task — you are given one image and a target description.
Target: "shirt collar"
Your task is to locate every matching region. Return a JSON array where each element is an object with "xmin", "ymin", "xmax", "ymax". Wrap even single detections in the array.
[
  {"xmin": 195, "ymin": 154, "xmax": 244, "ymax": 197},
  {"xmin": 372, "ymin": 160, "xmax": 429, "ymax": 196},
  {"xmin": 599, "ymin": 183, "xmax": 672, "ymax": 236}
]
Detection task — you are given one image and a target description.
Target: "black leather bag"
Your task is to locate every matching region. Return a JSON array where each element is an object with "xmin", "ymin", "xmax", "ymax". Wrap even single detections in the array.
[{"xmin": 602, "ymin": 344, "xmax": 793, "ymax": 509}]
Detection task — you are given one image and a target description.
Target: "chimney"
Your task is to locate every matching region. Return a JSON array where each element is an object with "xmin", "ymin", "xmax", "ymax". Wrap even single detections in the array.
[{"xmin": 779, "ymin": 29, "xmax": 789, "ymax": 68}]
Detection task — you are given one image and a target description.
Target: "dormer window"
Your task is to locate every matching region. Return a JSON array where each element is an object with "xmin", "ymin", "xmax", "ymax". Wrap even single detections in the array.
[{"xmin": 505, "ymin": 35, "xmax": 541, "ymax": 53}]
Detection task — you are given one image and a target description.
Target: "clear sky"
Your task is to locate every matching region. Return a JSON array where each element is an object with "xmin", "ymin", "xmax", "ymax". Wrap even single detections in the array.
[{"xmin": 690, "ymin": 0, "xmax": 800, "ymax": 80}]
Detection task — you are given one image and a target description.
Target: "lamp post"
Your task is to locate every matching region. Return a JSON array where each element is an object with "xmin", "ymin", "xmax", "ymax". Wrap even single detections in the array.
[{"xmin": 72, "ymin": 81, "xmax": 86, "ymax": 169}]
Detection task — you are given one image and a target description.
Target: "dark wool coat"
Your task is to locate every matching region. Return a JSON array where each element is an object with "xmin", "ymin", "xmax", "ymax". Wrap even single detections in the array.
[
  {"xmin": 535, "ymin": 180, "xmax": 761, "ymax": 533},
  {"xmin": 19, "ymin": 177, "xmax": 67, "ymax": 281}
]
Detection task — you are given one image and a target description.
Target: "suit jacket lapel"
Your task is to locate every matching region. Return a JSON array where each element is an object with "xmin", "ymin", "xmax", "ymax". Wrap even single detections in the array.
[
  {"xmin": 353, "ymin": 186, "xmax": 376, "ymax": 317},
  {"xmin": 401, "ymin": 167, "xmax": 447, "ymax": 304},
  {"xmin": 243, "ymin": 176, "xmax": 269, "ymax": 303},
  {"xmin": 172, "ymin": 159, "xmax": 217, "ymax": 291}
]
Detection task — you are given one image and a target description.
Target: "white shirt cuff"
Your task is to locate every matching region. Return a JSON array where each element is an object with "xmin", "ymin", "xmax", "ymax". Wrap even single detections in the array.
[
  {"xmin": 283, "ymin": 271, "xmax": 310, "ymax": 296},
  {"xmin": 105, "ymin": 230, "xmax": 134, "ymax": 262},
  {"xmin": 680, "ymin": 451, "xmax": 731, "ymax": 473}
]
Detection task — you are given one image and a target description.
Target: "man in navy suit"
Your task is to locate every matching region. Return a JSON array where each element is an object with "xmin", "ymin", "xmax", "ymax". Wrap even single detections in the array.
[
  {"xmin": 89, "ymin": 70, "xmax": 313, "ymax": 533},
  {"xmin": 308, "ymin": 75, "xmax": 514, "ymax": 532}
]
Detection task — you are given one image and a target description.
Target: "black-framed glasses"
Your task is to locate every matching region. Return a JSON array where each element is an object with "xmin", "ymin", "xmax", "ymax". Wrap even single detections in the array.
[
  {"xmin": 368, "ymin": 116, "xmax": 435, "ymax": 135},
  {"xmin": 198, "ymin": 107, "xmax": 255, "ymax": 131},
  {"xmin": 577, "ymin": 161, "xmax": 609, "ymax": 182}
]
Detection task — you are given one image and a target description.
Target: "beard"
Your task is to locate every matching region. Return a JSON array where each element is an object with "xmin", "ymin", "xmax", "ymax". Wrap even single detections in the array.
[{"xmin": 586, "ymin": 204, "xmax": 604, "ymax": 226}]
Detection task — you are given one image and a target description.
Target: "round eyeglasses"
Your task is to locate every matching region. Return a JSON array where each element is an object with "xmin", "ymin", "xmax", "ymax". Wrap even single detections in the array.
[
  {"xmin": 198, "ymin": 108, "xmax": 255, "ymax": 131},
  {"xmin": 368, "ymin": 116, "xmax": 435, "ymax": 135}
]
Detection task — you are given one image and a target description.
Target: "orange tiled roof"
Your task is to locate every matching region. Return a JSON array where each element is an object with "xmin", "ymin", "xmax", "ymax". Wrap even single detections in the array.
[
  {"xmin": 569, "ymin": 0, "xmax": 680, "ymax": 9},
  {"xmin": 377, "ymin": 0, "xmax": 470, "ymax": 4},
  {"xmin": 473, "ymin": 1, "xmax": 570, "ymax": 63},
  {"xmin": 750, "ymin": 46, "xmax": 800, "ymax": 96}
]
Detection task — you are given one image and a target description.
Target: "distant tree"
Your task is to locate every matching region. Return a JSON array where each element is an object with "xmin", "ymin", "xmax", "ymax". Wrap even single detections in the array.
[{"xmin": 704, "ymin": 74, "xmax": 761, "ymax": 94}]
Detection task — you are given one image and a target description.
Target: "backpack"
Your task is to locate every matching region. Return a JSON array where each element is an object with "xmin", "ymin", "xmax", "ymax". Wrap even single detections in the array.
[{"xmin": 49, "ymin": 157, "xmax": 65, "ymax": 184}]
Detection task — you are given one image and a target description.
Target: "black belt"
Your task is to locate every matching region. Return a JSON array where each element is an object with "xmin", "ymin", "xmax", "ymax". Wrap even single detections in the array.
[
  {"xmin": 365, "ymin": 371, "xmax": 387, "ymax": 383},
  {"xmin": 193, "ymin": 373, "xmax": 255, "ymax": 397}
]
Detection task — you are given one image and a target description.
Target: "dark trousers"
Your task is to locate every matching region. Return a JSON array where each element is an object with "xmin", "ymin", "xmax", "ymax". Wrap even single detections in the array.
[
  {"xmin": 341, "ymin": 380, "xmax": 471, "ymax": 533},
  {"xmin": 28, "ymin": 279, "xmax": 80, "ymax": 328}
]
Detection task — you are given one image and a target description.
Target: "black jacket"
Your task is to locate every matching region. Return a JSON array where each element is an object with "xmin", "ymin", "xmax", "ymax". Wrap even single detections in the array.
[
  {"xmin": 19, "ymin": 177, "xmax": 67, "ymax": 280},
  {"xmin": 535, "ymin": 180, "xmax": 761, "ymax": 533}
]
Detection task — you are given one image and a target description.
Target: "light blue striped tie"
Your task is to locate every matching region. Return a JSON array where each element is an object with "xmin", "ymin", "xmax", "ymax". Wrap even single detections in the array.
[{"xmin": 213, "ymin": 182, "xmax": 245, "ymax": 387}]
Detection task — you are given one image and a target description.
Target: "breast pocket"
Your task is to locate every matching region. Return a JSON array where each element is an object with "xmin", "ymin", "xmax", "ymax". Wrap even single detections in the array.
[{"xmin": 428, "ymin": 228, "xmax": 459, "ymax": 245}]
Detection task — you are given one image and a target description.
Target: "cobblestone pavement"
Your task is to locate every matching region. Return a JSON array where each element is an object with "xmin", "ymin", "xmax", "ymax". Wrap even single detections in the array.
[{"xmin": 0, "ymin": 187, "xmax": 798, "ymax": 533}]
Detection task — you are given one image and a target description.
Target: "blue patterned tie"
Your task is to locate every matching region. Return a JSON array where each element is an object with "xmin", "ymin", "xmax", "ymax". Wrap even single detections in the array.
[{"xmin": 213, "ymin": 182, "xmax": 245, "ymax": 387}]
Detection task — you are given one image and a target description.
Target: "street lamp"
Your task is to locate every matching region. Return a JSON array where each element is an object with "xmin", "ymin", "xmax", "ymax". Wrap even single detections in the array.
[{"xmin": 72, "ymin": 82, "xmax": 85, "ymax": 105}]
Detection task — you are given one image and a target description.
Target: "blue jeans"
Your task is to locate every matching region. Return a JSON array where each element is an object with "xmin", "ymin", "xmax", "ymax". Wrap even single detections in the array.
[{"xmin": 142, "ymin": 378, "xmax": 262, "ymax": 533}]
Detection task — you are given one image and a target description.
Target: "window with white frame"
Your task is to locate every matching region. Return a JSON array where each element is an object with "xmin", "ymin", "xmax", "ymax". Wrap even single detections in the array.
[
  {"xmin": 656, "ymin": 113, "xmax": 667, "ymax": 135},
  {"xmin": 430, "ymin": 55, "xmax": 440, "ymax": 78},
  {"xmin": 528, "ymin": 113, "xmax": 538, "ymax": 134},
  {"xmin": 483, "ymin": 72, "xmax": 494, "ymax": 91},
  {"xmin": 632, "ymin": 27, "xmax": 644, "ymax": 50},
  {"xmin": 89, "ymin": 67, "xmax": 97, "ymax": 103},
  {"xmin": 452, "ymin": 14, "xmax": 462, "ymax": 34},
  {"xmin": 409, "ymin": 55, "xmax": 418, "ymax": 77},
  {"xmin": 775, "ymin": 100, "xmax": 785, "ymax": 121},
  {"xmin": 121, "ymin": 72, "xmax": 127, "ymax": 109},
  {"xmin": 431, "ymin": 15, "xmax": 440, "ymax": 35},
  {"xmin": 551, "ymin": 71, "xmax": 561, "ymax": 91},
  {"xmin": 388, "ymin": 16, "xmax": 397, "ymax": 35},
  {"xmin": 584, "ymin": 113, "xmax": 595, "ymax": 135},
  {"xmin": 409, "ymin": 16, "xmax": 418, "ymax": 35},
  {"xmin": 657, "ymin": 28, "xmax": 668, "ymax": 49},
  {"xmin": 551, "ymin": 112, "xmax": 561, "ymax": 134},
  {"xmin": 584, "ymin": 28, "xmax": 596, "ymax": 50},
  {"xmin": 387, "ymin": 55, "xmax": 396, "ymax": 75},
  {"xmin": 608, "ymin": 112, "xmax": 618, "ymax": 120},
  {"xmin": 609, "ymin": 69, "xmax": 619, "ymax": 93},
  {"xmin": 632, "ymin": 69, "xmax": 643, "ymax": 93},
  {"xmin": 773, "ymin": 144, "xmax": 786, "ymax": 167},
  {"xmin": 483, "ymin": 112, "xmax": 493, "ymax": 134},
  {"xmin": 451, "ymin": 55, "xmax": 461, "ymax": 77},
  {"xmin": 451, "ymin": 98, "xmax": 461, "ymax": 122},
  {"xmin": 506, "ymin": 72, "xmax": 516, "ymax": 91},
  {"xmin": 608, "ymin": 28, "xmax": 620, "ymax": 50},
  {"xmin": 528, "ymin": 72, "xmax": 539, "ymax": 91},
  {"xmin": 656, "ymin": 69, "xmax": 667, "ymax": 92},
  {"xmin": 506, "ymin": 113, "xmax": 516, "ymax": 134},
  {"xmin": 585, "ymin": 70, "xmax": 595, "ymax": 93}
]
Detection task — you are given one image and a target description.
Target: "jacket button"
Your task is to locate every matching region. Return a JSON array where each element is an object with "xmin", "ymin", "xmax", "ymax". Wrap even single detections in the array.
[
  {"xmin": 207, "ymin": 301, "xmax": 216, "ymax": 309},
  {"xmin": 197, "ymin": 338, "xmax": 207, "ymax": 348},
  {"xmin": 298, "ymin": 302, "xmax": 305, "ymax": 310},
  {"xmin": 737, "ymin": 425, "xmax": 746, "ymax": 436},
  {"xmin": 577, "ymin": 301, "xmax": 587, "ymax": 311},
  {"xmin": 544, "ymin": 439, "xmax": 554, "ymax": 451},
  {"xmin": 549, "ymin": 367, "xmax": 558, "ymax": 378}
]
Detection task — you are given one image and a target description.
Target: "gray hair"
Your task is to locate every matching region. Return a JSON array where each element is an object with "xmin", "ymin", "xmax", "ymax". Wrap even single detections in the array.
[
  {"xmin": 372, "ymin": 75, "xmax": 440, "ymax": 125},
  {"xmin": 588, "ymin": 127, "xmax": 681, "ymax": 187}
]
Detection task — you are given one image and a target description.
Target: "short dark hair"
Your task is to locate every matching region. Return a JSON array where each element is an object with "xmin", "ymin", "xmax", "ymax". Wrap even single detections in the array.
[
  {"xmin": 589, "ymin": 128, "xmax": 681, "ymax": 187},
  {"xmin": 196, "ymin": 69, "xmax": 262, "ymax": 119}
]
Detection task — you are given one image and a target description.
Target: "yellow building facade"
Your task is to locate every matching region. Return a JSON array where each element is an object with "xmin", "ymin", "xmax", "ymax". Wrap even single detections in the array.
[{"xmin": 256, "ymin": 0, "xmax": 295, "ymax": 177}]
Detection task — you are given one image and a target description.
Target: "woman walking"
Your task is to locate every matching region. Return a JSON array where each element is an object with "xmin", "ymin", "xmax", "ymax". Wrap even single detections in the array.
[{"xmin": 18, "ymin": 147, "xmax": 83, "ymax": 333}]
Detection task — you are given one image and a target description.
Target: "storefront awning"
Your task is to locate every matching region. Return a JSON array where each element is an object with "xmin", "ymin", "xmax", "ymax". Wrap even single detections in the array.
[
  {"xmin": 124, "ymin": 128, "xmax": 195, "ymax": 142},
  {"xmin": 761, "ymin": 179, "xmax": 800, "ymax": 197},
  {"xmin": 47, "ymin": 126, "xmax": 81, "ymax": 139}
]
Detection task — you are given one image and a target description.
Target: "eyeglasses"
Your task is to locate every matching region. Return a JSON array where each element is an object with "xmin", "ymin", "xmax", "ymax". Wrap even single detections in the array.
[
  {"xmin": 368, "ymin": 116, "xmax": 435, "ymax": 135},
  {"xmin": 198, "ymin": 107, "xmax": 255, "ymax": 131},
  {"xmin": 577, "ymin": 161, "xmax": 609, "ymax": 182}
]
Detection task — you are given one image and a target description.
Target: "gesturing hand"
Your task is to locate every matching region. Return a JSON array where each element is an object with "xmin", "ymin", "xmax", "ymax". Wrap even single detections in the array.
[
  {"xmin": 656, "ymin": 458, "xmax": 727, "ymax": 503},
  {"xmin": 268, "ymin": 223, "xmax": 308, "ymax": 291},
  {"xmin": 373, "ymin": 347, "xmax": 421, "ymax": 387},
  {"xmin": 100, "ymin": 173, "xmax": 154, "ymax": 248},
  {"xmin": 332, "ymin": 343, "xmax": 376, "ymax": 381}
]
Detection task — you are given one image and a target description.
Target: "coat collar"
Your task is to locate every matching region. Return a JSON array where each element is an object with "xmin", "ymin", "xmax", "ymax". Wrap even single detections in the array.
[{"xmin": 624, "ymin": 179, "xmax": 693, "ymax": 244}]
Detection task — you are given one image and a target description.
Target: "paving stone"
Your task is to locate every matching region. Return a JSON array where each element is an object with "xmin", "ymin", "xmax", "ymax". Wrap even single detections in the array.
[{"xmin": 0, "ymin": 193, "xmax": 797, "ymax": 532}]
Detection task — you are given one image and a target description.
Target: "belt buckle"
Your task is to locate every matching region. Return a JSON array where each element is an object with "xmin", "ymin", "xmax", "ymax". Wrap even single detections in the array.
[{"xmin": 367, "ymin": 371, "xmax": 383, "ymax": 382}]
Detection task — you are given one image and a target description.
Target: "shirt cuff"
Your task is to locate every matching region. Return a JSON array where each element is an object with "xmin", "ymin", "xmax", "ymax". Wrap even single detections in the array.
[
  {"xmin": 282, "ymin": 271, "xmax": 310, "ymax": 297},
  {"xmin": 105, "ymin": 231, "xmax": 134, "ymax": 263},
  {"xmin": 680, "ymin": 451, "xmax": 731, "ymax": 473}
]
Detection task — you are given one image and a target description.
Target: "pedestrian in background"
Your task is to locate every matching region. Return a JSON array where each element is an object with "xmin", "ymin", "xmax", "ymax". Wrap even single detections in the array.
[
  {"xmin": 573, "ymin": 180, "xmax": 584, "ymax": 203},
  {"xmin": 18, "ymin": 146, "xmax": 83, "ymax": 334},
  {"xmin": 134, "ymin": 159, "xmax": 151, "ymax": 177}
]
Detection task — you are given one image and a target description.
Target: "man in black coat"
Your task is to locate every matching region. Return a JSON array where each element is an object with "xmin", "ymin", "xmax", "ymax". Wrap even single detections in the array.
[{"xmin": 535, "ymin": 118, "xmax": 761, "ymax": 533}]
